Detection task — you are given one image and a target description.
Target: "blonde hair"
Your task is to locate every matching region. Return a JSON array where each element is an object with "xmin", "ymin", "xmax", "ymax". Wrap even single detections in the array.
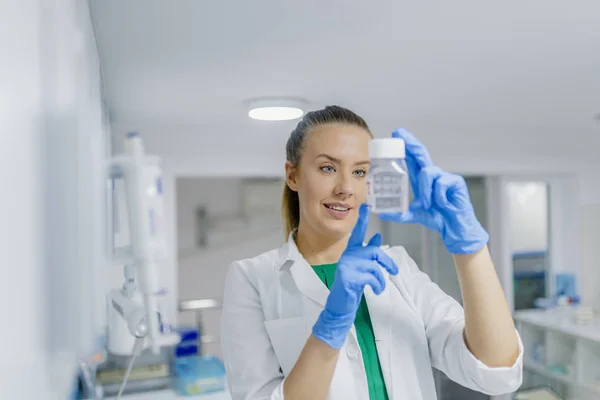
[{"xmin": 282, "ymin": 105, "xmax": 372, "ymax": 238}]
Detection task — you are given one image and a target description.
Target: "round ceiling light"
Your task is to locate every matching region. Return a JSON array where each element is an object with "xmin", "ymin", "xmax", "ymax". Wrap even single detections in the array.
[{"xmin": 246, "ymin": 98, "xmax": 307, "ymax": 121}]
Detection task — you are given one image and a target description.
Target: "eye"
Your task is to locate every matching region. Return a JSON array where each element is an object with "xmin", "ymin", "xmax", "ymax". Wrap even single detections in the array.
[
  {"xmin": 320, "ymin": 164, "xmax": 335, "ymax": 173},
  {"xmin": 354, "ymin": 169, "xmax": 367, "ymax": 178}
]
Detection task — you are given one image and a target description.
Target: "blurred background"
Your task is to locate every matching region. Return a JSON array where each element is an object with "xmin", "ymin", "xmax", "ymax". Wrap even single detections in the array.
[{"xmin": 2, "ymin": 0, "xmax": 600, "ymax": 399}]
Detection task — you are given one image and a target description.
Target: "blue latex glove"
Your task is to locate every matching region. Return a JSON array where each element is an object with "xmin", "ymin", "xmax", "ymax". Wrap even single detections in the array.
[
  {"xmin": 379, "ymin": 128, "xmax": 489, "ymax": 255},
  {"xmin": 312, "ymin": 204, "xmax": 398, "ymax": 349}
]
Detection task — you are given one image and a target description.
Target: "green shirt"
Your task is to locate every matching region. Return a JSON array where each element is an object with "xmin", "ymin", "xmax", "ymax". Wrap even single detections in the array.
[{"xmin": 311, "ymin": 263, "xmax": 389, "ymax": 400}]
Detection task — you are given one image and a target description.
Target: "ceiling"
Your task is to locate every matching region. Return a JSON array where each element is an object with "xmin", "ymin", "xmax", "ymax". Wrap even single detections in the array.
[{"xmin": 90, "ymin": 0, "xmax": 600, "ymax": 176}]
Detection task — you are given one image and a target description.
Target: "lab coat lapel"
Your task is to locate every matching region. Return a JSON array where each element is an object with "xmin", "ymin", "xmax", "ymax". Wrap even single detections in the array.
[
  {"xmin": 364, "ymin": 276, "xmax": 394, "ymax": 399},
  {"xmin": 289, "ymin": 258, "xmax": 329, "ymax": 307},
  {"xmin": 281, "ymin": 234, "xmax": 329, "ymax": 307}
]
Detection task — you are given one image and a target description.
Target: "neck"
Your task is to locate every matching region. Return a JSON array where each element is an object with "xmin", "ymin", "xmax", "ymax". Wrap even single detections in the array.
[{"xmin": 295, "ymin": 222, "xmax": 348, "ymax": 266}]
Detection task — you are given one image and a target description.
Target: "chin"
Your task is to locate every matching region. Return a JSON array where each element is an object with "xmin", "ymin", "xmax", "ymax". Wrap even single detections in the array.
[
  {"xmin": 321, "ymin": 224, "xmax": 351, "ymax": 239},
  {"xmin": 319, "ymin": 217, "xmax": 355, "ymax": 239}
]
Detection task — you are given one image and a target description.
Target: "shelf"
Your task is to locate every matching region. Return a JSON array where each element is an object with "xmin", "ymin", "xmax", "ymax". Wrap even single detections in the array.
[
  {"xmin": 524, "ymin": 361, "xmax": 600, "ymax": 399},
  {"xmin": 546, "ymin": 330, "xmax": 576, "ymax": 375},
  {"xmin": 516, "ymin": 308, "xmax": 600, "ymax": 400},
  {"xmin": 105, "ymin": 389, "xmax": 231, "ymax": 400},
  {"xmin": 523, "ymin": 360, "xmax": 575, "ymax": 387},
  {"xmin": 515, "ymin": 308, "xmax": 600, "ymax": 342},
  {"xmin": 582, "ymin": 383, "xmax": 600, "ymax": 397},
  {"xmin": 579, "ymin": 338, "xmax": 600, "ymax": 393}
]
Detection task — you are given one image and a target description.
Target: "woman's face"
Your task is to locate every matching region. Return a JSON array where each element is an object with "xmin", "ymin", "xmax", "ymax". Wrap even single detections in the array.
[{"xmin": 286, "ymin": 123, "xmax": 372, "ymax": 240}]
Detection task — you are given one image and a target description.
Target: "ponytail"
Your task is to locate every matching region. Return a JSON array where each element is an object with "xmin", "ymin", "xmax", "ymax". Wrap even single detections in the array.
[{"xmin": 281, "ymin": 184, "xmax": 300, "ymax": 238}]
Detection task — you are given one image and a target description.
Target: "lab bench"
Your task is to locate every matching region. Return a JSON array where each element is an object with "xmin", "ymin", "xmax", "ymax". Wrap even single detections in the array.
[
  {"xmin": 106, "ymin": 389, "xmax": 231, "ymax": 400},
  {"xmin": 514, "ymin": 307, "xmax": 600, "ymax": 400}
]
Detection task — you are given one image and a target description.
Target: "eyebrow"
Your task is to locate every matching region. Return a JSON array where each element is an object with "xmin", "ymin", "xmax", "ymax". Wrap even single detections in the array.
[{"xmin": 315, "ymin": 153, "xmax": 371, "ymax": 166}]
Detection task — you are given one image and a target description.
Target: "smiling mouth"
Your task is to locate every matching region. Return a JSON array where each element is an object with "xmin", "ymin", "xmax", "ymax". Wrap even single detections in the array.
[{"xmin": 325, "ymin": 205, "xmax": 350, "ymax": 211}]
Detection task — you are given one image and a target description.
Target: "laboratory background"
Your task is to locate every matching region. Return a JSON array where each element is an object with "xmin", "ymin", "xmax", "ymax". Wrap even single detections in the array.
[{"xmin": 1, "ymin": 1, "xmax": 600, "ymax": 400}]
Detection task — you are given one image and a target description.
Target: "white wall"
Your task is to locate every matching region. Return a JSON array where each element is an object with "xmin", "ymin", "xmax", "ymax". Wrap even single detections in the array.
[
  {"xmin": 179, "ymin": 231, "xmax": 284, "ymax": 356},
  {"xmin": 578, "ymin": 169, "xmax": 600, "ymax": 207},
  {"xmin": 175, "ymin": 178, "xmax": 284, "ymax": 356},
  {"xmin": 578, "ymin": 170, "xmax": 600, "ymax": 308},
  {"xmin": 507, "ymin": 181, "xmax": 549, "ymax": 253},
  {"xmin": 0, "ymin": 2, "xmax": 46, "ymax": 397},
  {"xmin": 177, "ymin": 177, "xmax": 245, "ymax": 253},
  {"xmin": 0, "ymin": 1, "xmax": 107, "ymax": 399},
  {"xmin": 580, "ymin": 204, "xmax": 600, "ymax": 308}
]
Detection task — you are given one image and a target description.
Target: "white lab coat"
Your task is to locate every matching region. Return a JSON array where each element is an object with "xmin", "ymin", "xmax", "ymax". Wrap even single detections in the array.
[{"xmin": 220, "ymin": 234, "xmax": 523, "ymax": 400}]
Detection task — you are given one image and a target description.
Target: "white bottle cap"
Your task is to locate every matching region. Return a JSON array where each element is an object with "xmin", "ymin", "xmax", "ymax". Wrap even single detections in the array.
[{"xmin": 368, "ymin": 138, "xmax": 405, "ymax": 159}]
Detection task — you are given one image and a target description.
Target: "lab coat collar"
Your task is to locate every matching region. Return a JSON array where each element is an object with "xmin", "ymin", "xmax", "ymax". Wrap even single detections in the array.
[
  {"xmin": 277, "ymin": 231, "xmax": 301, "ymax": 268},
  {"xmin": 277, "ymin": 231, "xmax": 330, "ymax": 307}
]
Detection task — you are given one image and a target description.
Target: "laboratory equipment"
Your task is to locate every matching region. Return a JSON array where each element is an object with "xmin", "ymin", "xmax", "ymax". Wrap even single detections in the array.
[
  {"xmin": 178, "ymin": 298, "xmax": 223, "ymax": 356},
  {"xmin": 79, "ymin": 351, "xmax": 108, "ymax": 399},
  {"xmin": 513, "ymin": 250, "xmax": 548, "ymax": 310},
  {"xmin": 515, "ymin": 387, "xmax": 562, "ymax": 400},
  {"xmin": 312, "ymin": 204, "xmax": 398, "ymax": 349},
  {"xmin": 367, "ymin": 137, "xmax": 409, "ymax": 213},
  {"xmin": 105, "ymin": 133, "xmax": 180, "ymax": 399},
  {"xmin": 173, "ymin": 355, "xmax": 227, "ymax": 396},
  {"xmin": 555, "ymin": 273, "xmax": 578, "ymax": 299},
  {"xmin": 98, "ymin": 357, "xmax": 171, "ymax": 397},
  {"xmin": 107, "ymin": 132, "xmax": 180, "ymax": 356},
  {"xmin": 574, "ymin": 306, "xmax": 594, "ymax": 325},
  {"xmin": 175, "ymin": 326, "xmax": 201, "ymax": 357}
]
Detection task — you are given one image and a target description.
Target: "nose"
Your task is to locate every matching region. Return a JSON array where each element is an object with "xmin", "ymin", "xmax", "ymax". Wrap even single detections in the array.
[{"xmin": 334, "ymin": 171, "xmax": 355, "ymax": 198}]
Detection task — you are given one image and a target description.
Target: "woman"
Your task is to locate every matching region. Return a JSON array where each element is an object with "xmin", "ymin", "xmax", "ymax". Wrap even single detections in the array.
[{"xmin": 220, "ymin": 106, "xmax": 523, "ymax": 400}]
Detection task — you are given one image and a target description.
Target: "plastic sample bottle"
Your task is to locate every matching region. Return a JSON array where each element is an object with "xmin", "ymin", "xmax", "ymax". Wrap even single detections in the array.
[{"xmin": 367, "ymin": 138, "xmax": 409, "ymax": 213}]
